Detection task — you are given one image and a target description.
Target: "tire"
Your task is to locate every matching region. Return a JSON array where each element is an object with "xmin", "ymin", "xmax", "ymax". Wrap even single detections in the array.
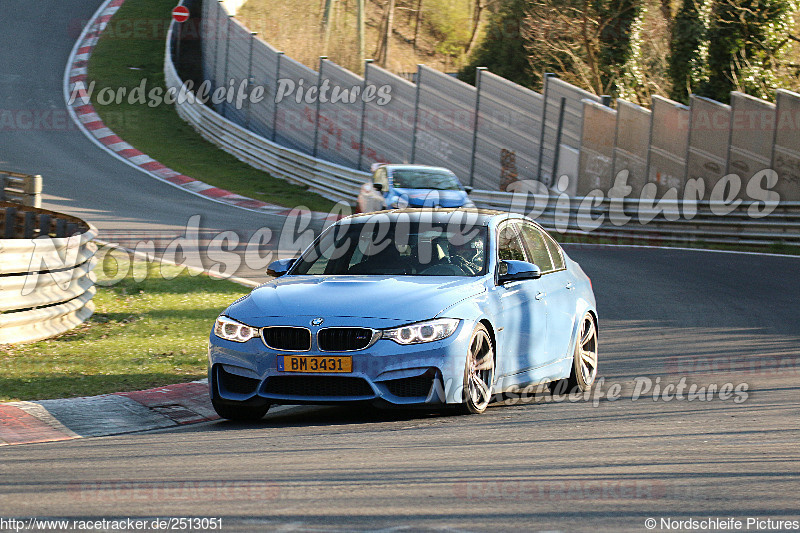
[
  {"xmin": 211, "ymin": 397, "xmax": 270, "ymax": 421},
  {"xmin": 459, "ymin": 323, "xmax": 495, "ymax": 414},
  {"xmin": 565, "ymin": 313, "xmax": 598, "ymax": 392}
]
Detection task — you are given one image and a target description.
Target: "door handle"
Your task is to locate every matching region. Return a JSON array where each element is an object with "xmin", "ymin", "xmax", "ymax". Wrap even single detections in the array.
[
  {"xmin": 566, "ymin": 282, "xmax": 575, "ymax": 290},
  {"xmin": 535, "ymin": 291, "xmax": 546, "ymax": 300}
]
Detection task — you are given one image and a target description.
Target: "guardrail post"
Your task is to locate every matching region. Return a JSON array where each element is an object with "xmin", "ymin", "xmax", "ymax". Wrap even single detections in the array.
[
  {"xmin": 23, "ymin": 211, "xmax": 36, "ymax": 239},
  {"xmin": 536, "ymin": 72, "xmax": 554, "ymax": 184},
  {"xmin": 410, "ymin": 64, "xmax": 422, "ymax": 164},
  {"xmin": 357, "ymin": 59, "xmax": 374, "ymax": 171},
  {"xmin": 312, "ymin": 57, "xmax": 327, "ymax": 158},
  {"xmin": 551, "ymin": 96, "xmax": 567, "ymax": 187},
  {"xmin": 39, "ymin": 213, "xmax": 51, "ymax": 236},
  {"xmin": 469, "ymin": 67, "xmax": 486, "ymax": 187},
  {"xmin": 4, "ymin": 206, "xmax": 17, "ymax": 238},
  {"xmin": 272, "ymin": 52, "xmax": 284, "ymax": 142}
]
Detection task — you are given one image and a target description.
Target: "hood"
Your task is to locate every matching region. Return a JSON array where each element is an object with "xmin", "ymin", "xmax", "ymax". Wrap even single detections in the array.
[
  {"xmin": 391, "ymin": 188, "xmax": 469, "ymax": 208},
  {"xmin": 226, "ymin": 275, "xmax": 486, "ymax": 323}
]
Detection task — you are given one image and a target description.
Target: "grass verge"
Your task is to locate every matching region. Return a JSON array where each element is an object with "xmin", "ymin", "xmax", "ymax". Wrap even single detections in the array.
[
  {"xmin": 0, "ymin": 252, "xmax": 249, "ymax": 402},
  {"xmin": 86, "ymin": 0, "xmax": 336, "ymax": 213}
]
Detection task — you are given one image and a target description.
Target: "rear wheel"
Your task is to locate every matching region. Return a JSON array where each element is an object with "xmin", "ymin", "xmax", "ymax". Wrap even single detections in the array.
[
  {"xmin": 459, "ymin": 323, "xmax": 495, "ymax": 414},
  {"xmin": 566, "ymin": 313, "xmax": 598, "ymax": 392}
]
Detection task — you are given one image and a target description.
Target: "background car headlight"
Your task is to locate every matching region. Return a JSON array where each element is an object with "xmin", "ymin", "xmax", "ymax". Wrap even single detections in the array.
[
  {"xmin": 214, "ymin": 316, "xmax": 258, "ymax": 343},
  {"xmin": 382, "ymin": 318, "xmax": 460, "ymax": 345}
]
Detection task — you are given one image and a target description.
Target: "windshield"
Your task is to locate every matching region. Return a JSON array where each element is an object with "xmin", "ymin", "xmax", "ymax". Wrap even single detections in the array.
[
  {"xmin": 390, "ymin": 169, "xmax": 463, "ymax": 191},
  {"xmin": 292, "ymin": 220, "xmax": 487, "ymax": 276}
]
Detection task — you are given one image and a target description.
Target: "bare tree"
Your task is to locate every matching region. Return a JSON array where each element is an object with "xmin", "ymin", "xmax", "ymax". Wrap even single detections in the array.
[{"xmin": 375, "ymin": 0, "xmax": 397, "ymax": 67}]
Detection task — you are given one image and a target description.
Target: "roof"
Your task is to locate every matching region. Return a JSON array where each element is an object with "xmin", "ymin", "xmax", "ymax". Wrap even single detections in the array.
[{"xmin": 344, "ymin": 208, "xmax": 528, "ymax": 225}]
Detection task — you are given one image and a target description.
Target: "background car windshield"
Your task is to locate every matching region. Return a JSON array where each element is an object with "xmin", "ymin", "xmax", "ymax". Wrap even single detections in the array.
[
  {"xmin": 391, "ymin": 169, "xmax": 462, "ymax": 190},
  {"xmin": 292, "ymin": 222, "xmax": 487, "ymax": 276}
]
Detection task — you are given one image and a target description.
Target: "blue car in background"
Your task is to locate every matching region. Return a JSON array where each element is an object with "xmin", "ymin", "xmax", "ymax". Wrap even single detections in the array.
[
  {"xmin": 208, "ymin": 209, "xmax": 598, "ymax": 420},
  {"xmin": 357, "ymin": 164, "xmax": 474, "ymax": 212}
]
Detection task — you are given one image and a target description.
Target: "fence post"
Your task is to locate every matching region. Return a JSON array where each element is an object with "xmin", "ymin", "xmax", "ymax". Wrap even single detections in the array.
[
  {"xmin": 212, "ymin": 1, "xmax": 224, "ymax": 94},
  {"xmin": 357, "ymin": 59, "xmax": 374, "ymax": 171},
  {"xmin": 312, "ymin": 57, "xmax": 327, "ymax": 158},
  {"xmin": 245, "ymin": 31, "xmax": 257, "ymax": 129},
  {"xmin": 601, "ymin": 95, "xmax": 612, "ymax": 107},
  {"xmin": 410, "ymin": 64, "xmax": 423, "ymax": 164},
  {"xmin": 272, "ymin": 52, "xmax": 283, "ymax": 142},
  {"xmin": 551, "ymin": 96, "xmax": 567, "ymax": 187},
  {"xmin": 536, "ymin": 72, "xmax": 554, "ymax": 185},
  {"xmin": 469, "ymin": 67, "xmax": 486, "ymax": 187},
  {"xmin": 220, "ymin": 14, "xmax": 233, "ymax": 117}
]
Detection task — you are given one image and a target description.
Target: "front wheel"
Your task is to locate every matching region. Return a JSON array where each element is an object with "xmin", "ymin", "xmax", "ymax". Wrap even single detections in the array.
[
  {"xmin": 211, "ymin": 397, "xmax": 270, "ymax": 421},
  {"xmin": 459, "ymin": 323, "xmax": 495, "ymax": 414},
  {"xmin": 566, "ymin": 313, "xmax": 598, "ymax": 392}
]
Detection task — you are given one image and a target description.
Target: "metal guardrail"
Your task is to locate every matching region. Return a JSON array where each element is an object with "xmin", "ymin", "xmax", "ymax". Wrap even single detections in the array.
[
  {"xmin": 0, "ymin": 202, "xmax": 98, "ymax": 345},
  {"xmin": 163, "ymin": 22, "xmax": 800, "ymax": 248},
  {"xmin": 0, "ymin": 171, "xmax": 42, "ymax": 208}
]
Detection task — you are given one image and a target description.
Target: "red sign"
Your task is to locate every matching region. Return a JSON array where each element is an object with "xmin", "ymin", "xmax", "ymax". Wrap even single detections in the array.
[{"xmin": 172, "ymin": 5, "xmax": 190, "ymax": 23}]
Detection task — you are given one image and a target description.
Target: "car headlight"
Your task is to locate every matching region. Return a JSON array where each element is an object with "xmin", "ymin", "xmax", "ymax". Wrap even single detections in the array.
[
  {"xmin": 382, "ymin": 318, "xmax": 460, "ymax": 345},
  {"xmin": 214, "ymin": 316, "xmax": 259, "ymax": 343}
]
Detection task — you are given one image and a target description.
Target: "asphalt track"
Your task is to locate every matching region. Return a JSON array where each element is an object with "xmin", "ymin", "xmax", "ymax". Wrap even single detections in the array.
[{"xmin": 1, "ymin": 1, "xmax": 799, "ymax": 531}]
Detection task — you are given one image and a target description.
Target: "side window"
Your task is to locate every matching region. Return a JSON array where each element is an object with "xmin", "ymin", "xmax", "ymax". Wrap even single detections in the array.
[
  {"xmin": 519, "ymin": 224, "xmax": 554, "ymax": 273},
  {"xmin": 497, "ymin": 224, "xmax": 526, "ymax": 262},
  {"xmin": 542, "ymin": 231, "xmax": 565, "ymax": 271}
]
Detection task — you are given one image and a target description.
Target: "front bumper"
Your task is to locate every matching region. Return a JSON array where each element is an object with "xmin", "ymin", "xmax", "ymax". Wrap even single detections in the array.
[{"xmin": 208, "ymin": 319, "xmax": 474, "ymax": 407}]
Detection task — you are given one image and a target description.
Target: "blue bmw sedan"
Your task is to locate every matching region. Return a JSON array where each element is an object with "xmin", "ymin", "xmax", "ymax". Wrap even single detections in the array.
[
  {"xmin": 356, "ymin": 164, "xmax": 474, "ymax": 212},
  {"xmin": 208, "ymin": 209, "xmax": 598, "ymax": 420}
]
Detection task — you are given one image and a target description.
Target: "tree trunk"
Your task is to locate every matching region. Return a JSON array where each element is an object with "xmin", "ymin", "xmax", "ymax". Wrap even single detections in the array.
[
  {"xmin": 357, "ymin": 0, "xmax": 365, "ymax": 69},
  {"xmin": 465, "ymin": 0, "xmax": 485, "ymax": 56},
  {"xmin": 321, "ymin": 0, "xmax": 335, "ymax": 55},
  {"xmin": 382, "ymin": 0, "xmax": 396, "ymax": 67},
  {"xmin": 413, "ymin": 0, "xmax": 423, "ymax": 52}
]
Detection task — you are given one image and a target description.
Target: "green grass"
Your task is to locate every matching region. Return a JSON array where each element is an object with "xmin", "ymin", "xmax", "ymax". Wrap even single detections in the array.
[
  {"xmin": 0, "ymin": 253, "xmax": 249, "ymax": 402},
  {"xmin": 86, "ymin": 0, "xmax": 336, "ymax": 213}
]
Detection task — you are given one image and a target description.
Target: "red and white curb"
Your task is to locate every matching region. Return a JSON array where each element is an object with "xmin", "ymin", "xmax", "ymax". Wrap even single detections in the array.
[
  {"xmin": 0, "ymin": 382, "xmax": 300, "ymax": 446},
  {"xmin": 63, "ymin": 0, "xmax": 338, "ymax": 220},
  {"xmin": 0, "ymin": 381, "xmax": 214, "ymax": 446}
]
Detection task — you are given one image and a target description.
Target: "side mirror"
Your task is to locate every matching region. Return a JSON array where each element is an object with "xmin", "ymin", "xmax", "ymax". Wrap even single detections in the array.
[
  {"xmin": 267, "ymin": 258, "xmax": 296, "ymax": 278},
  {"xmin": 498, "ymin": 260, "xmax": 542, "ymax": 284},
  {"xmin": 373, "ymin": 183, "xmax": 384, "ymax": 192},
  {"xmin": 464, "ymin": 186, "xmax": 473, "ymax": 195}
]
